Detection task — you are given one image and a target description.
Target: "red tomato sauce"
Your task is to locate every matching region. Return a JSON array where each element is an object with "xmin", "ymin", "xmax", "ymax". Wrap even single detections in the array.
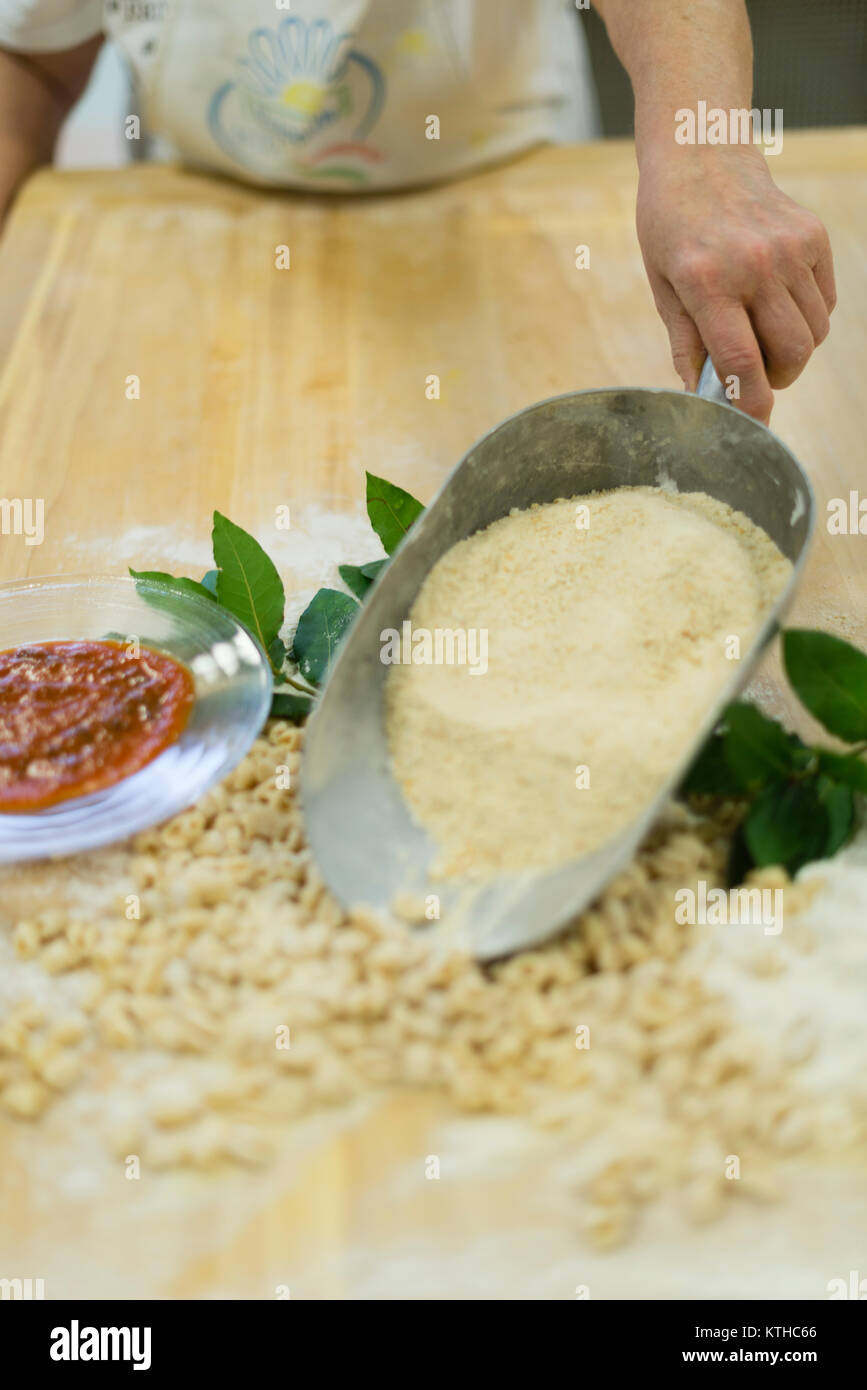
[{"xmin": 0, "ymin": 640, "xmax": 195, "ymax": 811}]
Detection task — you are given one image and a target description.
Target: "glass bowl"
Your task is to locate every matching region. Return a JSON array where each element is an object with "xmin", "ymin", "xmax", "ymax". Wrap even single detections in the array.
[{"xmin": 0, "ymin": 574, "xmax": 273, "ymax": 861}]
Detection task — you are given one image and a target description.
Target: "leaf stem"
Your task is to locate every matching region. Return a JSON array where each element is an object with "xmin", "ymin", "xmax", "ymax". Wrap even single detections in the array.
[{"xmin": 278, "ymin": 672, "xmax": 319, "ymax": 697}]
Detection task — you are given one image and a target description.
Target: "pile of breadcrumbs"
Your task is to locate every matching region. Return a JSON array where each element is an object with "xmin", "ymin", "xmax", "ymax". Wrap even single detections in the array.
[{"xmin": 0, "ymin": 720, "xmax": 851, "ymax": 1249}]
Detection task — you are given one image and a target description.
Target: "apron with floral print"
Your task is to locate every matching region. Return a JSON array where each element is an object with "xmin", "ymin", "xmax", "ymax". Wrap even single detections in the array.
[{"xmin": 105, "ymin": 0, "xmax": 596, "ymax": 190}]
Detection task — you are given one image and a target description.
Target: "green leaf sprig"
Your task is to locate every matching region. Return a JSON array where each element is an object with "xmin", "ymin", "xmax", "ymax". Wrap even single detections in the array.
[
  {"xmin": 130, "ymin": 473, "xmax": 425, "ymax": 720},
  {"xmin": 290, "ymin": 472, "xmax": 423, "ymax": 684},
  {"xmin": 682, "ymin": 629, "xmax": 867, "ymax": 883}
]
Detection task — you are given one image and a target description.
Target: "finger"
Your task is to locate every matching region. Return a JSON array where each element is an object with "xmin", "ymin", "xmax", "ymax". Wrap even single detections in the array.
[
  {"xmin": 690, "ymin": 300, "xmax": 774, "ymax": 423},
  {"xmin": 787, "ymin": 266, "xmax": 832, "ymax": 347},
  {"xmin": 809, "ymin": 231, "xmax": 837, "ymax": 315},
  {"xmin": 653, "ymin": 277, "xmax": 706, "ymax": 390},
  {"xmin": 749, "ymin": 285, "xmax": 815, "ymax": 389}
]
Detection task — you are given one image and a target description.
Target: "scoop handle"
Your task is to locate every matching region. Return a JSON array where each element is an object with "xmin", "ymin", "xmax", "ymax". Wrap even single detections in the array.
[{"xmin": 696, "ymin": 356, "xmax": 729, "ymax": 405}]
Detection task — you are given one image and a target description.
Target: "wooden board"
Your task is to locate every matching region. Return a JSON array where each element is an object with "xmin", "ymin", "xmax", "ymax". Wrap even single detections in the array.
[{"xmin": 0, "ymin": 131, "xmax": 865, "ymax": 1298}]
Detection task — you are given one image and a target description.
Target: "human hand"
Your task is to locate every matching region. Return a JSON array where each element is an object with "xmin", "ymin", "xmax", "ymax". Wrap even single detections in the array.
[{"xmin": 636, "ymin": 146, "xmax": 836, "ymax": 423}]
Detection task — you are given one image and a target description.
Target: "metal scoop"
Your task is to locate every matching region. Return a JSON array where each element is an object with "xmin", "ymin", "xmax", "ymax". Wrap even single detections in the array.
[{"xmin": 301, "ymin": 365, "xmax": 814, "ymax": 959}]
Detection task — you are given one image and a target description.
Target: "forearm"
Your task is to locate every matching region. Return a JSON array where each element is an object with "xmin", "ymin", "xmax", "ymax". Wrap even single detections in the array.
[
  {"xmin": 0, "ymin": 39, "xmax": 102, "ymax": 223},
  {"xmin": 592, "ymin": 1, "xmax": 756, "ymax": 169}
]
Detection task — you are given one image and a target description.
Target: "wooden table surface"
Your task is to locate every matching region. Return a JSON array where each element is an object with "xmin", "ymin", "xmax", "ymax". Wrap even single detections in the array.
[{"xmin": 0, "ymin": 130, "xmax": 865, "ymax": 1298}]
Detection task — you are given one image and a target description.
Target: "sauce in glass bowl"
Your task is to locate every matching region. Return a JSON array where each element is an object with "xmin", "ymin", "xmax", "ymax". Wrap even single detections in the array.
[{"xmin": 0, "ymin": 639, "xmax": 194, "ymax": 811}]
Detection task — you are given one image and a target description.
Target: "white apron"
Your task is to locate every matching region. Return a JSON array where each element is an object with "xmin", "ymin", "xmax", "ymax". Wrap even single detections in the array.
[{"xmin": 105, "ymin": 0, "xmax": 598, "ymax": 191}]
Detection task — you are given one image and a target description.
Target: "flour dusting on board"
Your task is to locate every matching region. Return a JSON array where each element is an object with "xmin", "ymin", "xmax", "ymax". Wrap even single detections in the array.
[
  {"xmin": 61, "ymin": 504, "xmax": 384, "ymax": 633},
  {"xmin": 687, "ymin": 823, "xmax": 867, "ymax": 1100}
]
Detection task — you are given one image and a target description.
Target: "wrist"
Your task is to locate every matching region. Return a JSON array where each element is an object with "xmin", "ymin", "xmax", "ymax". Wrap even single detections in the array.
[{"xmin": 637, "ymin": 131, "xmax": 771, "ymax": 188}]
